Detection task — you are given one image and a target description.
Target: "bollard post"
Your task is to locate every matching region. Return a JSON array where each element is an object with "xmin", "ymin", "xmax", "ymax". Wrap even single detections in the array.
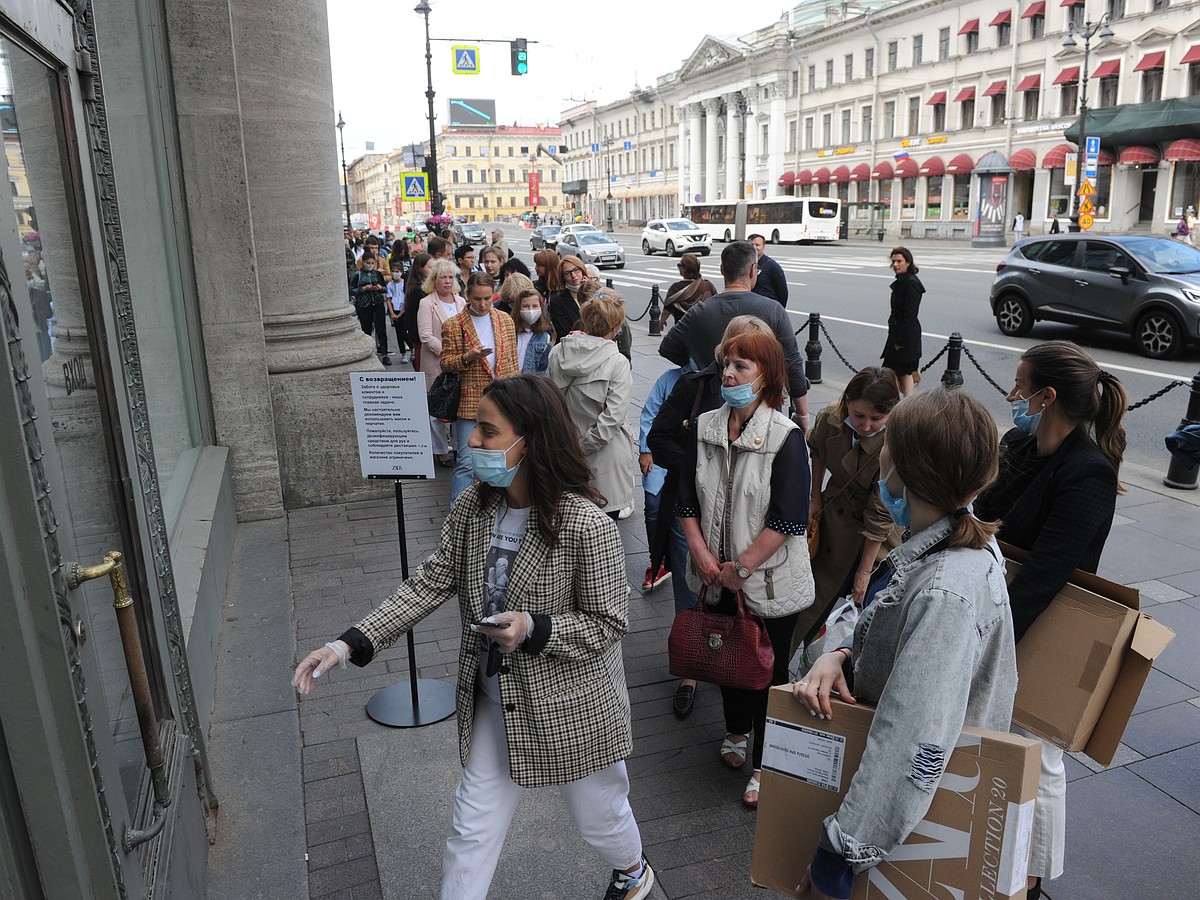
[
  {"xmin": 940, "ymin": 332, "xmax": 964, "ymax": 388},
  {"xmin": 648, "ymin": 284, "xmax": 663, "ymax": 337},
  {"xmin": 605, "ymin": 278, "xmax": 614, "ymax": 289},
  {"xmin": 804, "ymin": 312, "xmax": 823, "ymax": 385},
  {"xmin": 1163, "ymin": 370, "xmax": 1200, "ymax": 490}
]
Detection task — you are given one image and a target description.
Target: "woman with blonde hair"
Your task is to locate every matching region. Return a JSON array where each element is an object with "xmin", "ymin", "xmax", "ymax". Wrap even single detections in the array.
[
  {"xmin": 549, "ymin": 254, "xmax": 591, "ymax": 341},
  {"xmin": 418, "ymin": 257, "xmax": 466, "ymax": 467}
]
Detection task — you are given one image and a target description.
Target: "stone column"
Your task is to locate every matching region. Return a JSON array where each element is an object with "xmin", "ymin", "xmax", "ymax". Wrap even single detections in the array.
[
  {"xmin": 676, "ymin": 110, "xmax": 687, "ymax": 212},
  {"xmin": 687, "ymin": 103, "xmax": 704, "ymax": 206},
  {"xmin": 724, "ymin": 95, "xmax": 740, "ymax": 201},
  {"xmin": 704, "ymin": 98, "xmax": 723, "ymax": 203},
  {"xmin": 768, "ymin": 83, "xmax": 788, "ymax": 195},
  {"xmin": 226, "ymin": 0, "xmax": 381, "ymax": 509},
  {"xmin": 745, "ymin": 110, "xmax": 760, "ymax": 200}
]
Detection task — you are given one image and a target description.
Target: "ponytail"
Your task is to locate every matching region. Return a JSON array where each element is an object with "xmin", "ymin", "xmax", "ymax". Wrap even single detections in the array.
[
  {"xmin": 1094, "ymin": 371, "xmax": 1128, "ymax": 488},
  {"xmin": 947, "ymin": 506, "xmax": 1001, "ymax": 551}
]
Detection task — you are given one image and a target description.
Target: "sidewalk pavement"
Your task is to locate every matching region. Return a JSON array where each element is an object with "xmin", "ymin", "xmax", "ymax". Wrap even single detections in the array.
[{"xmin": 205, "ymin": 324, "xmax": 1200, "ymax": 899}]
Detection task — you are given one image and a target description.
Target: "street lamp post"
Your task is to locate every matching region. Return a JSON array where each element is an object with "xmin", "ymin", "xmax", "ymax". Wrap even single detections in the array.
[
  {"xmin": 414, "ymin": 0, "xmax": 443, "ymax": 217},
  {"xmin": 734, "ymin": 93, "xmax": 752, "ymax": 201},
  {"xmin": 336, "ymin": 112, "xmax": 351, "ymax": 229},
  {"xmin": 602, "ymin": 135, "xmax": 614, "ymax": 232},
  {"xmin": 1062, "ymin": 14, "xmax": 1113, "ymax": 225}
]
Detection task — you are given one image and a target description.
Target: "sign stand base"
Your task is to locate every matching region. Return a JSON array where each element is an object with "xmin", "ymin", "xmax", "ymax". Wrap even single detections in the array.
[{"xmin": 365, "ymin": 478, "xmax": 456, "ymax": 728}]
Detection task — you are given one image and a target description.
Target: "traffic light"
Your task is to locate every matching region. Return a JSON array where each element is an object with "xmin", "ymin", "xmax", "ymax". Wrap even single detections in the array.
[{"xmin": 510, "ymin": 39, "xmax": 528, "ymax": 76}]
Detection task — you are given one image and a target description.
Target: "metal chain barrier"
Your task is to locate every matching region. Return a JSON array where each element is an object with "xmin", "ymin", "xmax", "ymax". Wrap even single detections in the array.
[
  {"xmin": 919, "ymin": 342, "xmax": 950, "ymax": 374},
  {"xmin": 626, "ymin": 293, "xmax": 656, "ymax": 322},
  {"xmin": 1127, "ymin": 379, "xmax": 1188, "ymax": 412},
  {"xmin": 960, "ymin": 343, "xmax": 1010, "ymax": 397},
  {"xmin": 817, "ymin": 319, "xmax": 860, "ymax": 374}
]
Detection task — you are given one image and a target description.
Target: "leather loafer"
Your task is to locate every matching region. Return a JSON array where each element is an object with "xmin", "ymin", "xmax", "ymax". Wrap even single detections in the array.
[{"xmin": 672, "ymin": 683, "xmax": 696, "ymax": 720}]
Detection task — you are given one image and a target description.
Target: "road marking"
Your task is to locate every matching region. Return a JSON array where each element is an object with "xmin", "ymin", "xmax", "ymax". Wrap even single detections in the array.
[{"xmin": 784, "ymin": 310, "xmax": 1190, "ymax": 382}]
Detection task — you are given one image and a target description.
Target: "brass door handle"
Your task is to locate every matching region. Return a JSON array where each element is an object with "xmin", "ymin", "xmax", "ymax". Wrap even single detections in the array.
[{"xmin": 68, "ymin": 550, "xmax": 132, "ymax": 608}]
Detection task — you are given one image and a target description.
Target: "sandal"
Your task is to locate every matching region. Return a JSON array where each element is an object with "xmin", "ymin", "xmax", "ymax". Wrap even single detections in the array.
[
  {"xmin": 672, "ymin": 683, "xmax": 696, "ymax": 720},
  {"xmin": 720, "ymin": 735, "xmax": 748, "ymax": 769},
  {"xmin": 437, "ymin": 454, "xmax": 455, "ymax": 468},
  {"xmin": 742, "ymin": 773, "xmax": 761, "ymax": 809}
]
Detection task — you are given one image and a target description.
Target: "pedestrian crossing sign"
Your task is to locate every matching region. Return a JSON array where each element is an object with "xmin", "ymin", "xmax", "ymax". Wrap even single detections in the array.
[
  {"xmin": 452, "ymin": 46, "xmax": 480, "ymax": 75},
  {"xmin": 401, "ymin": 173, "xmax": 428, "ymax": 200}
]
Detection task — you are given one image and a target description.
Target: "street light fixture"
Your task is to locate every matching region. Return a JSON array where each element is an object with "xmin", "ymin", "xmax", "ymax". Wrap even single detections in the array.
[
  {"xmin": 733, "ymin": 93, "xmax": 752, "ymax": 201},
  {"xmin": 1062, "ymin": 14, "xmax": 1113, "ymax": 224},
  {"xmin": 602, "ymin": 134, "xmax": 615, "ymax": 232},
  {"xmin": 414, "ymin": 0, "xmax": 443, "ymax": 217},
  {"xmin": 336, "ymin": 111, "xmax": 351, "ymax": 229}
]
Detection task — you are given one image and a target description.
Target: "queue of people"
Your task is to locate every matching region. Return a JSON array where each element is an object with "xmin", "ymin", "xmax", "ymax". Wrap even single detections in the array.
[{"xmin": 311, "ymin": 231, "xmax": 1126, "ymax": 900}]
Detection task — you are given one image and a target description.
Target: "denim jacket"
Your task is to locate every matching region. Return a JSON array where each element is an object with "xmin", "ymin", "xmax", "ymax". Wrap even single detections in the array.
[
  {"xmin": 521, "ymin": 331, "xmax": 552, "ymax": 374},
  {"xmin": 813, "ymin": 516, "xmax": 1017, "ymax": 896}
]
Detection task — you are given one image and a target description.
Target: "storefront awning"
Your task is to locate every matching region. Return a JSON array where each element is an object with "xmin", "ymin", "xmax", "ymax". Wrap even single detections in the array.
[
  {"xmin": 849, "ymin": 163, "xmax": 872, "ymax": 182},
  {"xmin": 871, "ymin": 161, "xmax": 894, "ymax": 180},
  {"xmin": 1119, "ymin": 145, "xmax": 1161, "ymax": 165},
  {"xmin": 984, "ymin": 80, "xmax": 1008, "ymax": 97},
  {"xmin": 1009, "ymin": 149, "xmax": 1037, "ymax": 170},
  {"xmin": 796, "ymin": 169, "xmax": 814, "ymax": 185},
  {"xmin": 1093, "ymin": 59, "xmax": 1121, "ymax": 78},
  {"xmin": 919, "ymin": 156, "xmax": 945, "ymax": 176},
  {"xmin": 1182, "ymin": 45, "xmax": 1200, "ymax": 66},
  {"xmin": 895, "ymin": 157, "xmax": 919, "ymax": 177},
  {"xmin": 927, "ymin": 91, "xmax": 947, "ymax": 105},
  {"xmin": 947, "ymin": 153, "xmax": 976, "ymax": 173},
  {"xmin": 1042, "ymin": 144, "xmax": 1075, "ymax": 169},
  {"xmin": 954, "ymin": 86, "xmax": 976, "ymax": 102},
  {"xmin": 1016, "ymin": 74, "xmax": 1042, "ymax": 92},
  {"xmin": 1021, "ymin": 1, "xmax": 1046, "ymax": 18},
  {"xmin": 831, "ymin": 165, "xmax": 851, "ymax": 183},
  {"xmin": 990, "ymin": 10, "xmax": 1012, "ymax": 25},
  {"xmin": 813, "ymin": 167, "xmax": 832, "ymax": 184},
  {"xmin": 1064, "ymin": 96, "xmax": 1200, "ymax": 146},
  {"xmin": 1134, "ymin": 52, "xmax": 1165, "ymax": 72},
  {"xmin": 1053, "ymin": 66, "xmax": 1080, "ymax": 85},
  {"xmin": 1097, "ymin": 148, "xmax": 1117, "ymax": 166},
  {"xmin": 1165, "ymin": 138, "xmax": 1200, "ymax": 161},
  {"xmin": 1060, "ymin": 0, "xmax": 1083, "ymax": 6},
  {"xmin": 778, "ymin": 171, "xmax": 796, "ymax": 186},
  {"xmin": 958, "ymin": 19, "xmax": 980, "ymax": 35}
]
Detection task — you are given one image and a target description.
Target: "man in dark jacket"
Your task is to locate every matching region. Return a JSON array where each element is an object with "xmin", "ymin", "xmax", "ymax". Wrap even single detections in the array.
[
  {"xmin": 748, "ymin": 233, "xmax": 789, "ymax": 306},
  {"xmin": 659, "ymin": 241, "xmax": 809, "ymax": 428}
]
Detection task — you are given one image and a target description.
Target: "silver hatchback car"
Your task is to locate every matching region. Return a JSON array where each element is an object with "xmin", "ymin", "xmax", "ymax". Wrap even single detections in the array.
[{"xmin": 990, "ymin": 234, "xmax": 1200, "ymax": 359}]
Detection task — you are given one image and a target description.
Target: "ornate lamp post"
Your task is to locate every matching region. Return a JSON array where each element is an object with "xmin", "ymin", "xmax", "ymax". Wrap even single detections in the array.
[
  {"xmin": 414, "ymin": 0, "xmax": 443, "ymax": 216},
  {"xmin": 602, "ymin": 134, "xmax": 615, "ymax": 232},
  {"xmin": 336, "ymin": 111, "xmax": 351, "ymax": 229},
  {"xmin": 1062, "ymin": 14, "xmax": 1113, "ymax": 223},
  {"xmin": 734, "ymin": 93, "xmax": 752, "ymax": 200}
]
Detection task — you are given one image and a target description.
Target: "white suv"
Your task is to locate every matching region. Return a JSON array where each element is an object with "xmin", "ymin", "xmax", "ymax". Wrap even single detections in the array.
[{"xmin": 641, "ymin": 218, "xmax": 712, "ymax": 257}]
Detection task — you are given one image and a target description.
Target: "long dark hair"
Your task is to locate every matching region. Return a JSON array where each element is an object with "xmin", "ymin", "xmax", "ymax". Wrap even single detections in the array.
[
  {"xmin": 478, "ymin": 375, "xmax": 604, "ymax": 544},
  {"xmin": 405, "ymin": 252, "xmax": 432, "ymax": 292}
]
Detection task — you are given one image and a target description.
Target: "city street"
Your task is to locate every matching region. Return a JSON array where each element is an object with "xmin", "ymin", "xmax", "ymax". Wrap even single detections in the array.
[{"xmin": 511, "ymin": 227, "xmax": 1200, "ymax": 477}]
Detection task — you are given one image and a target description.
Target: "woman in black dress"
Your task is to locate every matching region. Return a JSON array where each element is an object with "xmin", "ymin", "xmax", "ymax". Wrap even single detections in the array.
[{"xmin": 880, "ymin": 246, "xmax": 924, "ymax": 396}]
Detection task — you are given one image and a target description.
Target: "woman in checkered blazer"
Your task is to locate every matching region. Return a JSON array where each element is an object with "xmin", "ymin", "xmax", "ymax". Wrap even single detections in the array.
[{"xmin": 293, "ymin": 374, "xmax": 656, "ymax": 900}]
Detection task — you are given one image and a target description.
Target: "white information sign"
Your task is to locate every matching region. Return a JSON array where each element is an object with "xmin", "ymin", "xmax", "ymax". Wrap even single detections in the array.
[
  {"xmin": 761, "ymin": 716, "xmax": 847, "ymax": 792},
  {"xmin": 350, "ymin": 372, "xmax": 435, "ymax": 479}
]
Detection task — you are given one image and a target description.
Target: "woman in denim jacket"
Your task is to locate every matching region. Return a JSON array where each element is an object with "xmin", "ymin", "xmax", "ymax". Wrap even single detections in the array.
[{"xmin": 793, "ymin": 388, "xmax": 1018, "ymax": 900}]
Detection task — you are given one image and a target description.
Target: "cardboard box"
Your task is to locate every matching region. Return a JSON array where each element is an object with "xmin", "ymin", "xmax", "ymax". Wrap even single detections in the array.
[
  {"xmin": 752, "ymin": 688, "xmax": 1040, "ymax": 899},
  {"xmin": 1001, "ymin": 543, "xmax": 1176, "ymax": 764}
]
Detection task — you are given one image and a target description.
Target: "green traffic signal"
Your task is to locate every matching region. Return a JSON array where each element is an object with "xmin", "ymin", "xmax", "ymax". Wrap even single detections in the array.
[{"xmin": 510, "ymin": 38, "xmax": 528, "ymax": 76}]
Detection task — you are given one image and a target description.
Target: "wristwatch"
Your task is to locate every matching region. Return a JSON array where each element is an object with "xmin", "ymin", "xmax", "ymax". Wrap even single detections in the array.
[{"xmin": 734, "ymin": 559, "xmax": 752, "ymax": 580}]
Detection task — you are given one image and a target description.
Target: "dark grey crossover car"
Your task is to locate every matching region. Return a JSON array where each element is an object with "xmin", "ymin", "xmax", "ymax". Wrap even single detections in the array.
[{"xmin": 990, "ymin": 234, "xmax": 1200, "ymax": 358}]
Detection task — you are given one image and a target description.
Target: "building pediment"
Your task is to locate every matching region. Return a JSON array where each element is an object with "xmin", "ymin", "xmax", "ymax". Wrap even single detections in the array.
[
  {"xmin": 677, "ymin": 35, "xmax": 748, "ymax": 80},
  {"xmin": 1181, "ymin": 18, "xmax": 1200, "ymax": 38},
  {"xmin": 1132, "ymin": 27, "xmax": 1176, "ymax": 45}
]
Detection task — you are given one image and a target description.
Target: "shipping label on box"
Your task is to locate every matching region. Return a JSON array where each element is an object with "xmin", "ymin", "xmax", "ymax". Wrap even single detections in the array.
[{"xmin": 752, "ymin": 689, "xmax": 1040, "ymax": 899}]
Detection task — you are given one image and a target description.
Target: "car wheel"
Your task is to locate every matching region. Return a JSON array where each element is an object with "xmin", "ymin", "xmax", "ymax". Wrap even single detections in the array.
[
  {"xmin": 666, "ymin": 240, "xmax": 676, "ymax": 256},
  {"xmin": 770, "ymin": 230, "xmax": 781, "ymax": 244},
  {"xmin": 700, "ymin": 249, "xmax": 711, "ymax": 256},
  {"xmin": 531, "ymin": 240, "xmax": 537, "ymax": 250},
  {"xmin": 994, "ymin": 294, "xmax": 1034, "ymax": 337},
  {"xmin": 723, "ymin": 229, "xmax": 732, "ymax": 242},
  {"xmin": 614, "ymin": 263, "xmax": 625, "ymax": 269},
  {"xmin": 642, "ymin": 239, "xmax": 653, "ymax": 255},
  {"xmin": 1134, "ymin": 309, "xmax": 1184, "ymax": 359}
]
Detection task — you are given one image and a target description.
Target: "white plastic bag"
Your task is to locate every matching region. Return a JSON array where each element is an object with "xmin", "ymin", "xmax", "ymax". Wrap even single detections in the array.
[{"xmin": 787, "ymin": 596, "xmax": 859, "ymax": 681}]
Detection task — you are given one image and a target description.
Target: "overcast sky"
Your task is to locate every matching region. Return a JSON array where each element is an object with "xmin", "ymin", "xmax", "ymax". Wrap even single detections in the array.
[{"xmin": 326, "ymin": 0, "xmax": 786, "ymax": 160}]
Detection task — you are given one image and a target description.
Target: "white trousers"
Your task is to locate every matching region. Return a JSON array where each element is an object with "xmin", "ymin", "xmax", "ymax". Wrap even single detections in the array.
[
  {"xmin": 429, "ymin": 416, "xmax": 452, "ymax": 456},
  {"xmin": 439, "ymin": 692, "xmax": 643, "ymax": 900},
  {"xmin": 1015, "ymin": 726, "xmax": 1066, "ymax": 880}
]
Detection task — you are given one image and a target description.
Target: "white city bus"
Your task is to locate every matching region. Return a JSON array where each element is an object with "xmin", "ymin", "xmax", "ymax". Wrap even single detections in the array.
[{"xmin": 687, "ymin": 197, "xmax": 842, "ymax": 243}]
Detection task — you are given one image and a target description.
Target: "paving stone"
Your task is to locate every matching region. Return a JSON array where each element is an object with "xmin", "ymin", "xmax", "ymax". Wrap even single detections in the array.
[
  {"xmin": 1138, "ymin": 601, "xmax": 1200, "ymax": 690},
  {"xmin": 1120, "ymin": 701, "xmax": 1200, "ymax": 758},
  {"xmin": 1132, "ymin": 668, "xmax": 1200, "ymax": 715},
  {"xmin": 1130, "ymin": 742, "xmax": 1200, "ymax": 815},
  {"xmin": 1159, "ymin": 569, "xmax": 1200, "ymax": 597},
  {"xmin": 1068, "ymin": 742, "xmax": 1144, "ymax": 774},
  {"xmin": 1130, "ymin": 578, "xmax": 1193, "ymax": 605}
]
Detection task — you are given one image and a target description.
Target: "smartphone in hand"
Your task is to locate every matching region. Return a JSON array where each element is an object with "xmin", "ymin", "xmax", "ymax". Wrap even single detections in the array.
[{"xmin": 472, "ymin": 616, "xmax": 511, "ymax": 629}]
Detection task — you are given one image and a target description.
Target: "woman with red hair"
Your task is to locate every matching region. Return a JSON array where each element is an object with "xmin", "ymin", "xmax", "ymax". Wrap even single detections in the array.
[{"xmin": 675, "ymin": 329, "xmax": 815, "ymax": 808}]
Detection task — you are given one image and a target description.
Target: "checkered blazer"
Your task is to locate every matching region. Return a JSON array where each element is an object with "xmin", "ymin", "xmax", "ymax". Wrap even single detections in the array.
[{"xmin": 350, "ymin": 485, "xmax": 632, "ymax": 788}]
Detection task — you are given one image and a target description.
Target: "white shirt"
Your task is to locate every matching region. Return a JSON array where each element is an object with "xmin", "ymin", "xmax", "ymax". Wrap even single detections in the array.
[
  {"xmin": 516, "ymin": 330, "xmax": 533, "ymax": 368},
  {"xmin": 470, "ymin": 311, "xmax": 495, "ymax": 358},
  {"xmin": 477, "ymin": 503, "xmax": 532, "ymax": 702}
]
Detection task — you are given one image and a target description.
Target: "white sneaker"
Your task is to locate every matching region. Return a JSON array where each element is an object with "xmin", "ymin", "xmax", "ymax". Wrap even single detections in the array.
[{"xmin": 617, "ymin": 501, "xmax": 634, "ymax": 520}]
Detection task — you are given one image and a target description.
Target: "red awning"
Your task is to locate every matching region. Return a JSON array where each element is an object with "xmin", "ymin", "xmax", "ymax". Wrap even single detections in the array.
[
  {"xmin": 831, "ymin": 165, "xmax": 851, "ymax": 183},
  {"xmin": 849, "ymin": 163, "xmax": 872, "ymax": 182},
  {"xmin": 871, "ymin": 161, "xmax": 894, "ymax": 180},
  {"xmin": 1097, "ymin": 148, "xmax": 1117, "ymax": 166},
  {"xmin": 954, "ymin": 86, "xmax": 977, "ymax": 102},
  {"xmin": 1183, "ymin": 45, "xmax": 1200, "ymax": 65},
  {"xmin": 990, "ymin": 10, "xmax": 1012, "ymax": 25},
  {"xmin": 814, "ymin": 167, "xmax": 832, "ymax": 184},
  {"xmin": 1042, "ymin": 144, "xmax": 1075, "ymax": 169},
  {"xmin": 1093, "ymin": 59, "xmax": 1121, "ymax": 78},
  {"xmin": 1060, "ymin": 0, "xmax": 1083, "ymax": 6},
  {"xmin": 919, "ymin": 156, "xmax": 945, "ymax": 176},
  {"xmin": 1016, "ymin": 74, "xmax": 1042, "ymax": 92},
  {"xmin": 796, "ymin": 169, "xmax": 814, "ymax": 186},
  {"xmin": 895, "ymin": 157, "xmax": 919, "ymax": 177},
  {"xmin": 1165, "ymin": 139, "xmax": 1200, "ymax": 161},
  {"xmin": 1021, "ymin": 1, "xmax": 1046, "ymax": 18},
  {"xmin": 778, "ymin": 171, "xmax": 796, "ymax": 186},
  {"xmin": 1134, "ymin": 51, "xmax": 1166, "ymax": 72},
  {"xmin": 1119, "ymin": 146, "xmax": 1161, "ymax": 165},
  {"xmin": 1053, "ymin": 66, "xmax": 1080, "ymax": 85},
  {"xmin": 958, "ymin": 18, "xmax": 980, "ymax": 35},
  {"xmin": 947, "ymin": 153, "xmax": 975, "ymax": 174},
  {"xmin": 1009, "ymin": 149, "xmax": 1037, "ymax": 170},
  {"xmin": 983, "ymin": 80, "xmax": 1008, "ymax": 97},
  {"xmin": 927, "ymin": 91, "xmax": 948, "ymax": 105}
]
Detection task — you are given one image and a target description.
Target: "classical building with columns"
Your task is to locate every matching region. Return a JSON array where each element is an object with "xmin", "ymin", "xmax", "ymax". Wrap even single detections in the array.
[{"xmin": 563, "ymin": 0, "xmax": 1200, "ymax": 237}]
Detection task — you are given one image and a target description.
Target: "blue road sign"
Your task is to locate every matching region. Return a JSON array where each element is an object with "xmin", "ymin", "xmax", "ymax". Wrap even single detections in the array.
[
  {"xmin": 401, "ymin": 173, "xmax": 428, "ymax": 200},
  {"xmin": 452, "ymin": 46, "xmax": 480, "ymax": 75},
  {"xmin": 1084, "ymin": 135, "xmax": 1100, "ymax": 179},
  {"xmin": 623, "ymin": 140, "xmax": 632, "ymax": 150},
  {"xmin": 591, "ymin": 143, "xmax": 600, "ymax": 152}
]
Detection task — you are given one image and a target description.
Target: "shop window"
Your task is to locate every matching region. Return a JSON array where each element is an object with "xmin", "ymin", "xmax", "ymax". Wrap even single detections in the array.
[
  {"xmin": 939, "ymin": 27, "xmax": 950, "ymax": 60},
  {"xmin": 1024, "ymin": 90, "xmax": 1040, "ymax": 120},
  {"xmin": 837, "ymin": 182, "xmax": 849, "ymax": 204},
  {"xmin": 1171, "ymin": 161, "xmax": 1200, "ymax": 216},
  {"xmin": 1060, "ymin": 82, "xmax": 1079, "ymax": 115},
  {"xmin": 877, "ymin": 178, "xmax": 894, "ymax": 214},
  {"xmin": 926, "ymin": 175, "xmax": 944, "ymax": 218},
  {"xmin": 901, "ymin": 177, "xmax": 917, "ymax": 219},
  {"xmin": 1143, "ymin": 68, "xmax": 1163, "ymax": 102},
  {"xmin": 1098, "ymin": 75, "xmax": 1119, "ymax": 108},
  {"xmin": 1047, "ymin": 168, "xmax": 1070, "ymax": 217},
  {"xmin": 952, "ymin": 176, "xmax": 970, "ymax": 219}
]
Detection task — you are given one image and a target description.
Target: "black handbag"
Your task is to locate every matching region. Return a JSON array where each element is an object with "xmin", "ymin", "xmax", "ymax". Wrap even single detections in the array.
[{"xmin": 427, "ymin": 371, "xmax": 461, "ymax": 421}]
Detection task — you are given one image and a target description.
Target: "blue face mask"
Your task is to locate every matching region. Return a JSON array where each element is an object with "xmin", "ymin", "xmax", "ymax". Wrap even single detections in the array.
[
  {"xmin": 877, "ymin": 466, "xmax": 911, "ymax": 529},
  {"xmin": 721, "ymin": 374, "xmax": 763, "ymax": 409},
  {"xmin": 1010, "ymin": 388, "xmax": 1045, "ymax": 435},
  {"xmin": 471, "ymin": 436, "xmax": 524, "ymax": 487}
]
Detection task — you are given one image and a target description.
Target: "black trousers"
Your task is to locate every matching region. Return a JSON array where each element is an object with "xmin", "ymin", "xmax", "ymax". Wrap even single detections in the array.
[
  {"xmin": 391, "ymin": 318, "xmax": 410, "ymax": 354},
  {"xmin": 356, "ymin": 301, "xmax": 389, "ymax": 354}
]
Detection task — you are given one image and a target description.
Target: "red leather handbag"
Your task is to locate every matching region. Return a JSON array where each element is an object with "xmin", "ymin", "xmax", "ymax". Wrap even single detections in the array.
[{"xmin": 668, "ymin": 587, "xmax": 774, "ymax": 690}]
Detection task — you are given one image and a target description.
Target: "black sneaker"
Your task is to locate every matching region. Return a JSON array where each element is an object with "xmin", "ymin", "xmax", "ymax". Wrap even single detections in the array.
[
  {"xmin": 604, "ymin": 856, "xmax": 654, "ymax": 899},
  {"xmin": 382, "ymin": 355, "xmax": 392, "ymax": 366}
]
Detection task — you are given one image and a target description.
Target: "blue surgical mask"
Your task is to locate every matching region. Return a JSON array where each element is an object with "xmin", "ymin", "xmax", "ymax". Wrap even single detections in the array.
[
  {"xmin": 471, "ymin": 436, "xmax": 524, "ymax": 487},
  {"xmin": 721, "ymin": 375, "xmax": 763, "ymax": 409},
  {"xmin": 1010, "ymin": 388, "xmax": 1045, "ymax": 435},
  {"xmin": 877, "ymin": 466, "xmax": 910, "ymax": 529}
]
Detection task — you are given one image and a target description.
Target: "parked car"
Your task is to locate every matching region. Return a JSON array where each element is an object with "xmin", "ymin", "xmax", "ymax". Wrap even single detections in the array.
[
  {"xmin": 558, "ymin": 223, "xmax": 600, "ymax": 242},
  {"xmin": 454, "ymin": 222, "xmax": 485, "ymax": 244},
  {"xmin": 641, "ymin": 218, "xmax": 711, "ymax": 256},
  {"xmin": 557, "ymin": 231, "xmax": 625, "ymax": 269},
  {"xmin": 530, "ymin": 225, "xmax": 562, "ymax": 250},
  {"xmin": 990, "ymin": 234, "xmax": 1200, "ymax": 359}
]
